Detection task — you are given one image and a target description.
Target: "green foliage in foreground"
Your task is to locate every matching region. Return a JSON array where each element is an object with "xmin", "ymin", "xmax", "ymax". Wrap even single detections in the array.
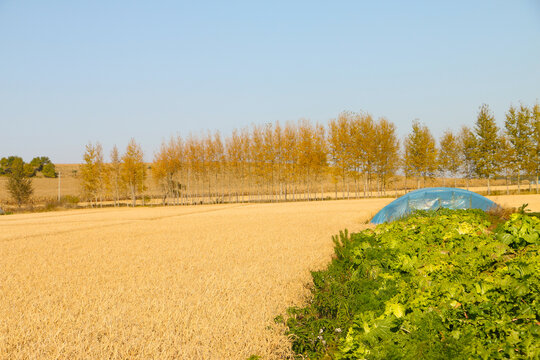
[{"xmin": 283, "ymin": 209, "xmax": 539, "ymax": 359}]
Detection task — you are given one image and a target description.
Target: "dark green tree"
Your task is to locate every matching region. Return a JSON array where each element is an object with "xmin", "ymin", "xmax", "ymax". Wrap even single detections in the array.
[
  {"xmin": 23, "ymin": 163, "xmax": 36, "ymax": 177},
  {"xmin": 6, "ymin": 158, "xmax": 33, "ymax": 207},
  {"xmin": 42, "ymin": 163, "xmax": 57, "ymax": 178},
  {"xmin": 0, "ymin": 156, "xmax": 23, "ymax": 175},
  {"xmin": 30, "ymin": 156, "xmax": 52, "ymax": 172}
]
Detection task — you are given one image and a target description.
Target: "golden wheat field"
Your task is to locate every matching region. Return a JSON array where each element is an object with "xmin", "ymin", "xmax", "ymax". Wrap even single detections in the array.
[{"xmin": 0, "ymin": 199, "xmax": 391, "ymax": 359}]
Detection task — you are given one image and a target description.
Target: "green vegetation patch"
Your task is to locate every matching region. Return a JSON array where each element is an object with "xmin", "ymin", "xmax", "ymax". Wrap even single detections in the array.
[{"xmin": 283, "ymin": 209, "xmax": 539, "ymax": 359}]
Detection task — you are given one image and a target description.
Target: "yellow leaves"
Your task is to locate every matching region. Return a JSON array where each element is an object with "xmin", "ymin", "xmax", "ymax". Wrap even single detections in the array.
[
  {"xmin": 384, "ymin": 300, "xmax": 405, "ymax": 318},
  {"xmin": 404, "ymin": 120, "xmax": 438, "ymax": 179},
  {"xmin": 457, "ymin": 223, "xmax": 475, "ymax": 235}
]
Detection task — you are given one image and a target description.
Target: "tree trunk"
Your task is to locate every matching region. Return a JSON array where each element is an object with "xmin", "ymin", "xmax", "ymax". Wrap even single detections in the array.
[
  {"xmin": 404, "ymin": 176, "xmax": 407, "ymax": 193},
  {"xmin": 342, "ymin": 173, "xmax": 346, "ymax": 200},
  {"xmin": 363, "ymin": 174, "xmax": 367, "ymax": 198},
  {"xmin": 131, "ymin": 185, "xmax": 136, "ymax": 207}
]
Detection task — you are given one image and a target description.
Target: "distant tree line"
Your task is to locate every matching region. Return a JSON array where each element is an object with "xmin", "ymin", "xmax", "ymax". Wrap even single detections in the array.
[
  {"xmin": 0, "ymin": 156, "xmax": 57, "ymax": 178},
  {"xmin": 0, "ymin": 156, "xmax": 57, "ymax": 207},
  {"xmin": 80, "ymin": 102, "xmax": 539, "ymax": 206}
]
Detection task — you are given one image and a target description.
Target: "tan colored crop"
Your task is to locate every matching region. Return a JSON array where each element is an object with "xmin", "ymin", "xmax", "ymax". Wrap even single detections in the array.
[{"xmin": 0, "ymin": 199, "xmax": 389, "ymax": 359}]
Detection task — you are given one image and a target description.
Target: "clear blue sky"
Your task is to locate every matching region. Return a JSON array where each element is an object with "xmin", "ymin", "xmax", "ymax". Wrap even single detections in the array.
[{"xmin": 1, "ymin": 0, "xmax": 539, "ymax": 163}]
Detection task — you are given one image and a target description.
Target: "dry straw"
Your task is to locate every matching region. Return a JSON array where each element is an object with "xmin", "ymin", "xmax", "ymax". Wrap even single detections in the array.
[{"xmin": 0, "ymin": 199, "xmax": 388, "ymax": 359}]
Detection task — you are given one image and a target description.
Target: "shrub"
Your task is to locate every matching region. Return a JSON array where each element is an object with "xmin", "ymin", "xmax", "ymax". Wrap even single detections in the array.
[
  {"xmin": 42, "ymin": 163, "xmax": 57, "ymax": 178},
  {"xmin": 61, "ymin": 195, "xmax": 80, "ymax": 205},
  {"xmin": 6, "ymin": 158, "xmax": 33, "ymax": 207}
]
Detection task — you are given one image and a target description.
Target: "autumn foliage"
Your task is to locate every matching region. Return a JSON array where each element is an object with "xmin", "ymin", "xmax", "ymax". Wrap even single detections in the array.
[{"xmin": 79, "ymin": 103, "xmax": 540, "ymax": 205}]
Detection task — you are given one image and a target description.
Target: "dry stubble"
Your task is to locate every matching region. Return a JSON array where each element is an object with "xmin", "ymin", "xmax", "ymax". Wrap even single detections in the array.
[{"xmin": 0, "ymin": 199, "xmax": 390, "ymax": 359}]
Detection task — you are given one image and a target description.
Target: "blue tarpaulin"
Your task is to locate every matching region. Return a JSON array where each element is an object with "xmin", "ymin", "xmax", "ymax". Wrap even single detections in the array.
[{"xmin": 371, "ymin": 187, "xmax": 498, "ymax": 224}]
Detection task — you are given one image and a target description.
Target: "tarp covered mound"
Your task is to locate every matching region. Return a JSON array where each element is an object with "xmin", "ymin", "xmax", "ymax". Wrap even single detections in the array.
[{"xmin": 371, "ymin": 187, "xmax": 498, "ymax": 224}]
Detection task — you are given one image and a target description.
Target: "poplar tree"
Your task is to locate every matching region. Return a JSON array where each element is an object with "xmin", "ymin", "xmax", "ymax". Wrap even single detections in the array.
[
  {"xmin": 250, "ymin": 124, "xmax": 265, "ymax": 200},
  {"xmin": 240, "ymin": 127, "xmax": 252, "ymax": 202},
  {"xmin": 297, "ymin": 119, "xmax": 314, "ymax": 200},
  {"xmin": 226, "ymin": 129, "xmax": 244, "ymax": 202},
  {"xmin": 262, "ymin": 123, "xmax": 276, "ymax": 200},
  {"xmin": 297, "ymin": 119, "xmax": 326, "ymax": 200},
  {"xmin": 458, "ymin": 126, "xmax": 477, "ymax": 190},
  {"xmin": 312, "ymin": 123, "xmax": 328, "ymax": 200},
  {"xmin": 122, "ymin": 138, "xmax": 146, "ymax": 207},
  {"xmin": 328, "ymin": 113, "xmax": 352, "ymax": 198},
  {"xmin": 273, "ymin": 122, "xmax": 285, "ymax": 201},
  {"xmin": 474, "ymin": 104, "xmax": 500, "ymax": 195},
  {"xmin": 374, "ymin": 117, "xmax": 399, "ymax": 194},
  {"xmin": 350, "ymin": 113, "xmax": 376, "ymax": 197},
  {"xmin": 403, "ymin": 120, "xmax": 438, "ymax": 188},
  {"xmin": 498, "ymin": 133, "xmax": 514, "ymax": 195},
  {"xmin": 95, "ymin": 143, "xmax": 106, "ymax": 206},
  {"xmin": 109, "ymin": 145, "xmax": 123, "ymax": 206},
  {"xmin": 80, "ymin": 142, "xmax": 104, "ymax": 206},
  {"xmin": 210, "ymin": 131, "xmax": 224, "ymax": 202},
  {"xmin": 283, "ymin": 122, "xmax": 298, "ymax": 200},
  {"xmin": 184, "ymin": 134, "xmax": 198, "ymax": 203},
  {"xmin": 204, "ymin": 131, "xmax": 223, "ymax": 202},
  {"xmin": 153, "ymin": 137, "xmax": 183, "ymax": 205},
  {"xmin": 505, "ymin": 104, "xmax": 533, "ymax": 193},
  {"xmin": 530, "ymin": 103, "xmax": 540, "ymax": 193},
  {"xmin": 438, "ymin": 130, "xmax": 460, "ymax": 187}
]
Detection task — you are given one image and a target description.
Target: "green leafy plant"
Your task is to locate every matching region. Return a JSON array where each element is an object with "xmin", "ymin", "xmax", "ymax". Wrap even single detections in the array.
[{"xmin": 284, "ymin": 209, "xmax": 540, "ymax": 359}]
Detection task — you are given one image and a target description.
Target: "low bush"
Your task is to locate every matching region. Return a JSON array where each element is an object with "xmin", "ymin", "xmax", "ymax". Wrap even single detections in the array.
[
  {"xmin": 283, "ymin": 209, "xmax": 539, "ymax": 359},
  {"xmin": 61, "ymin": 195, "xmax": 80, "ymax": 206}
]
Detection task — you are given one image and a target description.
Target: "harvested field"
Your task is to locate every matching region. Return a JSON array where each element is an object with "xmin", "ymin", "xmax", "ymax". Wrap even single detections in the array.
[
  {"xmin": 0, "ymin": 199, "xmax": 388, "ymax": 359},
  {"xmin": 487, "ymin": 194, "xmax": 540, "ymax": 210}
]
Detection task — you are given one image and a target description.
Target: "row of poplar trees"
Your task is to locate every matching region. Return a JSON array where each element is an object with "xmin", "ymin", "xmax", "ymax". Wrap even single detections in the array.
[
  {"xmin": 406, "ymin": 103, "xmax": 540, "ymax": 194},
  {"xmin": 80, "ymin": 102, "xmax": 540, "ymax": 205},
  {"xmin": 80, "ymin": 139, "xmax": 146, "ymax": 207}
]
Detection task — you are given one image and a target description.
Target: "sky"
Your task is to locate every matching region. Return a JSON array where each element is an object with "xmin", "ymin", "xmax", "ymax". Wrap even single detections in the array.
[{"xmin": 1, "ymin": 0, "xmax": 539, "ymax": 163}]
